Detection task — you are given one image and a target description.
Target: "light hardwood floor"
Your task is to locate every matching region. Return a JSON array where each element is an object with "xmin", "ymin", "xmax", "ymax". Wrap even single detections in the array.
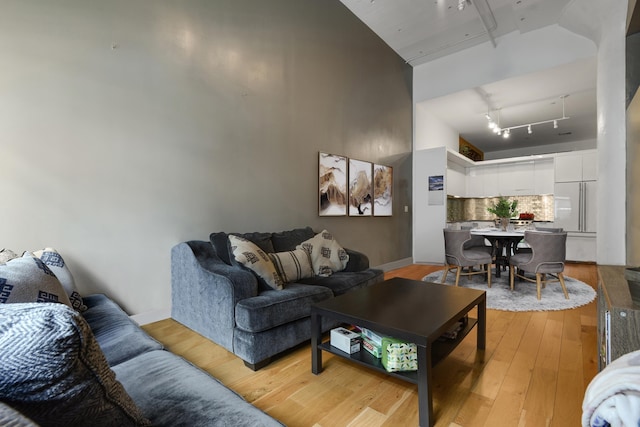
[{"xmin": 142, "ymin": 263, "xmax": 598, "ymax": 427}]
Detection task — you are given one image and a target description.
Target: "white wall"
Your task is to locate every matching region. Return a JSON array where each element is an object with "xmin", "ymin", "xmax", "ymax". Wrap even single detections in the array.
[
  {"xmin": 414, "ymin": 103, "xmax": 459, "ymax": 151},
  {"xmin": 413, "ymin": 147, "xmax": 447, "ymax": 263}
]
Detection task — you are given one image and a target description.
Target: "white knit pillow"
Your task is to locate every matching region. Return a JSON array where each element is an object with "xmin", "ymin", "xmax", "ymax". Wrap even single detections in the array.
[
  {"xmin": 269, "ymin": 249, "xmax": 313, "ymax": 283},
  {"xmin": 297, "ymin": 230, "xmax": 349, "ymax": 277},
  {"xmin": 0, "ymin": 255, "xmax": 72, "ymax": 307},
  {"xmin": 229, "ymin": 235, "xmax": 284, "ymax": 290},
  {"xmin": 32, "ymin": 248, "xmax": 86, "ymax": 312}
]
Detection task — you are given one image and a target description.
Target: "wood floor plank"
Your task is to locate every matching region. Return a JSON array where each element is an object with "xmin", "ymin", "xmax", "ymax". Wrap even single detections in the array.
[{"xmin": 141, "ymin": 263, "xmax": 599, "ymax": 427}]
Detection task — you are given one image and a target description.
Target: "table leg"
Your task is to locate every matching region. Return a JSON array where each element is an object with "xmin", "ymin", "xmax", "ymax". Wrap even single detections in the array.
[
  {"xmin": 417, "ymin": 344, "xmax": 433, "ymax": 427},
  {"xmin": 311, "ymin": 311, "xmax": 323, "ymax": 375},
  {"xmin": 477, "ymin": 297, "xmax": 486, "ymax": 350}
]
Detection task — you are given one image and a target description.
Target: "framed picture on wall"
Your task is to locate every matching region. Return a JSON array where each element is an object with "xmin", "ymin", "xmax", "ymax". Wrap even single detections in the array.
[
  {"xmin": 373, "ymin": 164, "xmax": 393, "ymax": 216},
  {"xmin": 319, "ymin": 152, "xmax": 348, "ymax": 216},
  {"xmin": 348, "ymin": 158, "xmax": 373, "ymax": 216}
]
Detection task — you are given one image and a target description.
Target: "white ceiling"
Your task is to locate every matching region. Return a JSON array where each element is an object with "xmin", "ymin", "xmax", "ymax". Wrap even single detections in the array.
[{"xmin": 339, "ymin": 0, "xmax": 597, "ymax": 154}]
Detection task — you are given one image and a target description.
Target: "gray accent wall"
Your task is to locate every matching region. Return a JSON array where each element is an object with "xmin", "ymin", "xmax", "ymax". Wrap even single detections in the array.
[{"xmin": 0, "ymin": 0, "xmax": 413, "ymax": 315}]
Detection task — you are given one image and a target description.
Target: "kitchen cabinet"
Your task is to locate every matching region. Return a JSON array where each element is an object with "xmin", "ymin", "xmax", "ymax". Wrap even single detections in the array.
[
  {"xmin": 466, "ymin": 165, "xmax": 498, "ymax": 197},
  {"xmin": 498, "ymin": 161, "xmax": 535, "ymax": 195},
  {"xmin": 555, "ymin": 150, "xmax": 597, "ymax": 182},
  {"xmin": 446, "ymin": 162, "xmax": 466, "ymax": 196},
  {"xmin": 534, "ymin": 159, "xmax": 554, "ymax": 194},
  {"xmin": 464, "ymin": 158, "xmax": 551, "ymax": 198}
]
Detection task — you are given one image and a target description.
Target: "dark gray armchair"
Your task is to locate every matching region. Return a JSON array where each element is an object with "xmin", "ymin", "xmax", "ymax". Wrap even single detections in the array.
[
  {"xmin": 442, "ymin": 229, "xmax": 492, "ymax": 287},
  {"xmin": 509, "ymin": 231, "xmax": 569, "ymax": 300}
]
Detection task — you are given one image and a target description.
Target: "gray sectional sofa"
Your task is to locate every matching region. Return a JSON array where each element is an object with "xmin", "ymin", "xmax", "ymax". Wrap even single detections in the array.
[
  {"xmin": 1, "ymin": 294, "xmax": 282, "ymax": 426},
  {"xmin": 171, "ymin": 227, "xmax": 384, "ymax": 370}
]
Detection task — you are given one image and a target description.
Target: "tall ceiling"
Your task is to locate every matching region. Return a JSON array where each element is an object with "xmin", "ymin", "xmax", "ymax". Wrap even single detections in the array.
[{"xmin": 339, "ymin": 0, "xmax": 597, "ymax": 154}]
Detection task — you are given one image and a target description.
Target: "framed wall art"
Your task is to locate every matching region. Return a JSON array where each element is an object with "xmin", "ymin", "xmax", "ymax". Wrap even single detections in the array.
[
  {"xmin": 373, "ymin": 164, "xmax": 393, "ymax": 216},
  {"xmin": 318, "ymin": 152, "xmax": 348, "ymax": 216},
  {"xmin": 348, "ymin": 158, "xmax": 373, "ymax": 216}
]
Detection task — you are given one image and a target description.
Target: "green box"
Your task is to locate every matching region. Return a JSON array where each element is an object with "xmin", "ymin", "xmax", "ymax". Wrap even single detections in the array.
[{"xmin": 381, "ymin": 337, "xmax": 417, "ymax": 372}]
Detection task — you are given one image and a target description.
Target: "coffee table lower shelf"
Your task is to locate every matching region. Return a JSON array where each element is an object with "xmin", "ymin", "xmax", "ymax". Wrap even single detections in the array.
[{"xmin": 318, "ymin": 317, "xmax": 478, "ymax": 385}]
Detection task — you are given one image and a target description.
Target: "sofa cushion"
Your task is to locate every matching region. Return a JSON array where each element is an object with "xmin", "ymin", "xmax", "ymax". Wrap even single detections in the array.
[
  {"xmin": 271, "ymin": 227, "xmax": 315, "ymax": 252},
  {"xmin": 0, "ymin": 255, "xmax": 72, "ymax": 307},
  {"xmin": 233, "ymin": 232, "xmax": 275, "ymax": 253},
  {"xmin": 32, "ymin": 247, "xmax": 86, "ymax": 312},
  {"xmin": 297, "ymin": 230, "xmax": 349, "ymax": 277},
  {"xmin": 0, "ymin": 303, "xmax": 150, "ymax": 426},
  {"xmin": 269, "ymin": 248, "xmax": 313, "ymax": 283},
  {"xmin": 82, "ymin": 294, "xmax": 164, "ymax": 366},
  {"xmin": 297, "ymin": 269, "xmax": 384, "ymax": 296},
  {"xmin": 209, "ymin": 232, "xmax": 232, "ymax": 264},
  {"xmin": 112, "ymin": 350, "xmax": 283, "ymax": 427},
  {"xmin": 235, "ymin": 283, "xmax": 333, "ymax": 333},
  {"xmin": 229, "ymin": 235, "xmax": 283, "ymax": 290}
]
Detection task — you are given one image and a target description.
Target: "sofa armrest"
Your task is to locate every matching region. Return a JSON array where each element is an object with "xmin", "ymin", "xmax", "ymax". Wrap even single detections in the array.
[
  {"xmin": 171, "ymin": 241, "xmax": 258, "ymax": 352},
  {"xmin": 343, "ymin": 248, "xmax": 370, "ymax": 272}
]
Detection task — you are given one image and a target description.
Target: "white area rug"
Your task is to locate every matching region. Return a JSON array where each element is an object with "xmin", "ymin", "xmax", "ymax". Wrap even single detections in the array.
[{"xmin": 422, "ymin": 269, "xmax": 596, "ymax": 312}]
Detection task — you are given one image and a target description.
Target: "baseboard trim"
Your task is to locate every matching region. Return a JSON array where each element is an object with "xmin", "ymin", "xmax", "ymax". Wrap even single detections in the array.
[
  {"xmin": 130, "ymin": 308, "xmax": 171, "ymax": 326},
  {"xmin": 374, "ymin": 257, "xmax": 413, "ymax": 272}
]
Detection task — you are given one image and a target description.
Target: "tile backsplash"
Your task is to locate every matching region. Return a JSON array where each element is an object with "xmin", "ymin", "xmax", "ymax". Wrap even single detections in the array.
[{"xmin": 447, "ymin": 195, "xmax": 555, "ymax": 222}]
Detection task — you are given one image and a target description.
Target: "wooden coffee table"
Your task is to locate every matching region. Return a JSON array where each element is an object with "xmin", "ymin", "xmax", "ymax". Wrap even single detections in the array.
[{"xmin": 311, "ymin": 277, "xmax": 486, "ymax": 427}]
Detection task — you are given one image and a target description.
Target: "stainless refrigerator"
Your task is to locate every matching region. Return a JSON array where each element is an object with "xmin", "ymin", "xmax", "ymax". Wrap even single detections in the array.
[{"xmin": 554, "ymin": 181, "xmax": 597, "ymax": 233}]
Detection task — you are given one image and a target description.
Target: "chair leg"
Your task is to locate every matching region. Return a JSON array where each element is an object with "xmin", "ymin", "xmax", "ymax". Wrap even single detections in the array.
[
  {"xmin": 558, "ymin": 273, "xmax": 569, "ymax": 299},
  {"xmin": 509, "ymin": 265, "xmax": 515, "ymax": 291},
  {"xmin": 441, "ymin": 266, "xmax": 449, "ymax": 283},
  {"xmin": 486, "ymin": 264, "xmax": 491, "ymax": 288},
  {"xmin": 535, "ymin": 273, "xmax": 543, "ymax": 300},
  {"xmin": 454, "ymin": 267, "xmax": 461, "ymax": 287}
]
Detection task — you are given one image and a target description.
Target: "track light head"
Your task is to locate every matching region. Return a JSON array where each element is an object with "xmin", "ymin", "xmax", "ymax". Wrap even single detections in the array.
[{"xmin": 527, "ymin": 125, "xmax": 532, "ymax": 134}]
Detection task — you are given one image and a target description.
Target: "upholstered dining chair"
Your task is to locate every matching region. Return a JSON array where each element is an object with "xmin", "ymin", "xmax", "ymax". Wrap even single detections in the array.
[
  {"xmin": 442, "ymin": 229, "xmax": 492, "ymax": 288},
  {"xmin": 461, "ymin": 226, "xmax": 493, "ymax": 255},
  {"xmin": 515, "ymin": 226, "xmax": 563, "ymax": 254},
  {"xmin": 509, "ymin": 231, "xmax": 569, "ymax": 300}
]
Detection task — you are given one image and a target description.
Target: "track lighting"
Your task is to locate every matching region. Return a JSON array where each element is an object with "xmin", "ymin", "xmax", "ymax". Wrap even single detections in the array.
[{"xmin": 485, "ymin": 95, "xmax": 570, "ymax": 138}]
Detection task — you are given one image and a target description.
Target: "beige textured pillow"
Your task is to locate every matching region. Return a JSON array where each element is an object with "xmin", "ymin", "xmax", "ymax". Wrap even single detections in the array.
[
  {"xmin": 269, "ymin": 249, "xmax": 313, "ymax": 283},
  {"xmin": 297, "ymin": 230, "xmax": 349, "ymax": 277},
  {"xmin": 229, "ymin": 235, "xmax": 284, "ymax": 290}
]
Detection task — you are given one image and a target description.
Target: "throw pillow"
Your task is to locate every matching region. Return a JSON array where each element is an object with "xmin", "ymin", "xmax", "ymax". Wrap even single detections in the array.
[
  {"xmin": 0, "ymin": 255, "xmax": 72, "ymax": 307},
  {"xmin": 0, "ymin": 248, "xmax": 19, "ymax": 265},
  {"xmin": 0, "ymin": 303, "xmax": 150, "ymax": 426},
  {"xmin": 32, "ymin": 247, "xmax": 87, "ymax": 312},
  {"xmin": 297, "ymin": 230, "xmax": 349, "ymax": 277},
  {"xmin": 229, "ymin": 235, "xmax": 284, "ymax": 290},
  {"xmin": 269, "ymin": 248, "xmax": 313, "ymax": 283},
  {"xmin": 271, "ymin": 227, "xmax": 315, "ymax": 252}
]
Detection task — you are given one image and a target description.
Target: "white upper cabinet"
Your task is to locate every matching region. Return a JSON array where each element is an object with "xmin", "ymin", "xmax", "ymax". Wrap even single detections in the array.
[
  {"xmin": 466, "ymin": 165, "xmax": 499, "ymax": 197},
  {"xmin": 534, "ymin": 158, "xmax": 555, "ymax": 194},
  {"xmin": 555, "ymin": 150, "xmax": 597, "ymax": 182},
  {"xmin": 498, "ymin": 161, "xmax": 535, "ymax": 195},
  {"xmin": 446, "ymin": 162, "xmax": 466, "ymax": 196},
  {"xmin": 582, "ymin": 150, "xmax": 598, "ymax": 181}
]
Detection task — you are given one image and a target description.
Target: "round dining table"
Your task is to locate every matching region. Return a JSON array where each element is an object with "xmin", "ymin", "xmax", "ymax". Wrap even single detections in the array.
[{"xmin": 471, "ymin": 229, "xmax": 525, "ymax": 277}]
